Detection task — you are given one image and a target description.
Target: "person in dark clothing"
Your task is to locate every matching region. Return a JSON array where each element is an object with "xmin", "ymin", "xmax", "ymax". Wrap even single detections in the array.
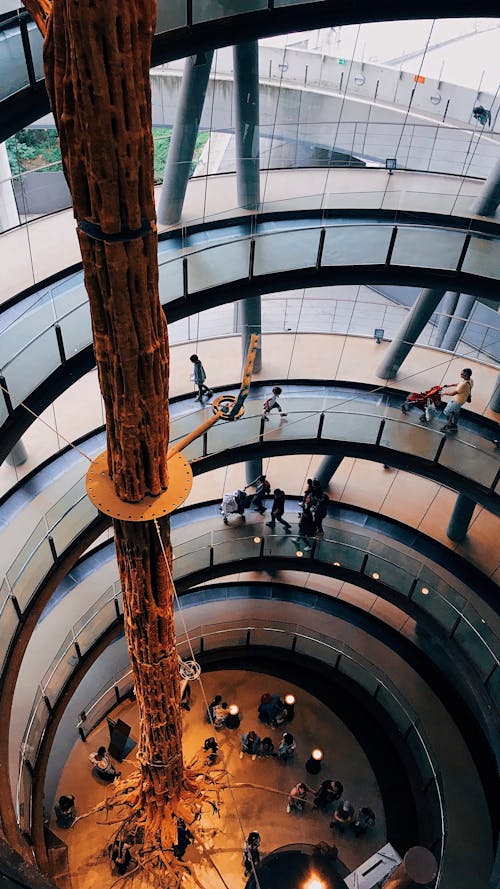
[
  {"xmin": 251, "ymin": 475, "xmax": 271, "ymax": 514},
  {"xmin": 313, "ymin": 493, "xmax": 329, "ymax": 535},
  {"xmin": 243, "ymin": 831, "xmax": 261, "ymax": 876},
  {"xmin": 266, "ymin": 488, "xmax": 291, "ymax": 531},
  {"xmin": 259, "ymin": 736, "xmax": 275, "ymax": 757},
  {"xmin": 207, "ymin": 694, "xmax": 223, "ymax": 723},
  {"xmin": 203, "ymin": 736, "xmax": 219, "ymax": 765},
  {"xmin": 353, "ymin": 806, "xmax": 376, "ymax": 836},
  {"xmin": 55, "ymin": 794, "xmax": 76, "ymax": 827},
  {"xmin": 292, "ymin": 506, "xmax": 315, "ymax": 550},
  {"xmin": 190, "ymin": 354, "xmax": 213, "ymax": 403},
  {"xmin": 258, "ymin": 692, "xmax": 281, "ymax": 725},
  {"xmin": 180, "ymin": 682, "xmax": 191, "ymax": 711},
  {"xmin": 173, "ymin": 818, "xmax": 193, "ymax": 860},
  {"xmin": 330, "ymin": 799, "xmax": 355, "ymax": 833},
  {"xmin": 314, "ymin": 779, "xmax": 343, "ymax": 811}
]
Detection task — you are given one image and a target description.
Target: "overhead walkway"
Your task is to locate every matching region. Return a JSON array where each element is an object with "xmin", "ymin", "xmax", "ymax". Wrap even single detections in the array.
[{"xmin": 1, "ymin": 0, "xmax": 498, "ymax": 139}]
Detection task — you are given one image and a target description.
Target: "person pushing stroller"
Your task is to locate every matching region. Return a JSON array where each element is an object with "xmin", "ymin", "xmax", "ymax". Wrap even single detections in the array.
[{"xmin": 401, "ymin": 384, "xmax": 445, "ymax": 424}]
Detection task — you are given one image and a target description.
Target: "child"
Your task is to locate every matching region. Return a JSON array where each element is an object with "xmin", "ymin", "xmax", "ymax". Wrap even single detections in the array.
[{"xmin": 262, "ymin": 386, "xmax": 287, "ymax": 420}]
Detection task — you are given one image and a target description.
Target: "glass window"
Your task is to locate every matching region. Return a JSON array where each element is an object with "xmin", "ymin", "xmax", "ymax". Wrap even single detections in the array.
[
  {"xmin": 253, "ymin": 228, "xmax": 320, "ymax": 276},
  {"xmin": 0, "ymin": 24, "xmax": 29, "ymax": 100},
  {"xmin": 192, "ymin": 1, "xmax": 268, "ymax": 25},
  {"xmin": 391, "ymin": 227, "xmax": 465, "ymax": 270},
  {"xmin": 462, "ymin": 235, "xmax": 500, "ymax": 281},
  {"xmin": 156, "ymin": 0, "xmax": 187, "ymax": 32},
  {"xmin": 322, "ymin": 224, "xmax": 393, "ymax": 266},
  {"xmin": 187, "ymin": 240, "xmax": 251, "ymax": 294}
]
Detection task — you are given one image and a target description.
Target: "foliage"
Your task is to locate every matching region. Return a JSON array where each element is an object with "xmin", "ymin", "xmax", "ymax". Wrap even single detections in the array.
[{"xmin": 7, "ymin": 127, "xmax": 211, "ymax": 181}]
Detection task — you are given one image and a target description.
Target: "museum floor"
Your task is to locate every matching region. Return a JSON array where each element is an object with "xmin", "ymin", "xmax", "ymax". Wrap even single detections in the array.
[{"xmin": 51, "ymin": 669, "xmax": 387, "ymax": 888}]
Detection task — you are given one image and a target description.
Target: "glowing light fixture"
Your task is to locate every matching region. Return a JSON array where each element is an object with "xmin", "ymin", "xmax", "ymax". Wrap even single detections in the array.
[
  {"xmin": 311, "ymin": 748, "xmax": 323, "ymax": 761},
  {"xmin": 296, "ymin": 550, "xmax": 303, "ymax": 558},
  {"xmin": 421, "ymin": 586, "xmax": 430, "ymax": 595},
  {"xmin": 305, "ymin": 747, "xmax": 323, "ymax": 774},
  {"xmin": 253, "ymin": 536, "xmax": 261, "ymax": 544},
  {"xmin": 372, "ymin": 571, "xmax": 380, "ymax": 580},
  {"xmin": 228, "ymin": 704, "xmax": 239, "ymax": 716},
  {"xmin": 285, "ymin": 694, "xmax": 295, "ymax": 706},
  {"xmin": 333, "ymin": 561, "xmax": 340, "ymax": 566},
  {"xmin": 303, "ymin": 878, "xmax": 326, "ymax": 889}
]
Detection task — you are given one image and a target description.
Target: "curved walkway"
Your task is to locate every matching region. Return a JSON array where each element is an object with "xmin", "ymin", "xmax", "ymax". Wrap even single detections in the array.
[
  {"xmin": 1, "ymin": 168, "xmax": 489, "ymax": 301},
  {"xmin": 2, "ymin": 0, "xmax": 498, "ymax": 138}
]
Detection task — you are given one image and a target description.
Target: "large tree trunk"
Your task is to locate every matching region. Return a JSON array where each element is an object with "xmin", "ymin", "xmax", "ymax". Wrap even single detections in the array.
[{"xmin": 23, "ymin": 0, "xmax": 185, "ymax": 864}]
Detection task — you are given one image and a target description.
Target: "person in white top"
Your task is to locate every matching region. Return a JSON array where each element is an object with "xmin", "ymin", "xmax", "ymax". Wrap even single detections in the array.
[
  {"xmin": 262, "ymin": 386, "xmax": 287, "ymax": 420},
  {"xmin": 441, "ymin": 368, "xmax": 473, "ymax": 432}
]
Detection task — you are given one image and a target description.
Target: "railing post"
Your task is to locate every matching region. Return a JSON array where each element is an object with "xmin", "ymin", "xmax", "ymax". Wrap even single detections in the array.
[{"xmin": 317, "ymin": 412, "xmax": 325, "ymax": 439}]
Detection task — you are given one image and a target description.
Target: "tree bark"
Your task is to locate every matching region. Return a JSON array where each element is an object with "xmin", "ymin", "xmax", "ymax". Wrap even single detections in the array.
[{"xmin": 23, "ymin": 0, "xmax": 184, "ymax": 861}]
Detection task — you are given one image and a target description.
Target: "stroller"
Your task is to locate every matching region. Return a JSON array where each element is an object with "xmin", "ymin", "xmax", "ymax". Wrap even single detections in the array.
[
  {"xmin": 220, "ymin": 490, "xmax": 250, "ymax": 524},
  {"xmin": 401, "ymin": 385, "xmax": 445, "ymax": 424}
]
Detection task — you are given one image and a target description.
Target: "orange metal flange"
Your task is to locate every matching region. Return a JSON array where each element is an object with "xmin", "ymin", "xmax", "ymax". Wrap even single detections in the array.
[{"xmin": 86, "ymin": 451, "xmax": 193, "ymax": 521}]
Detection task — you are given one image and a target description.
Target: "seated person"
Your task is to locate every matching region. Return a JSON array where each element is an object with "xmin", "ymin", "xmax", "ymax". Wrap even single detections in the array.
[
  {"xmin": 258, "ymin": 692, "xmax": 281, "ymax": 725},
  {"xmin": 330, "ymin": 799, "xmax": 355, "ymax": 832},
  {"xmin": 55, "ymin": 794, "xmax": 76, "ymax": 828},
  {"xmin": 277, "ymin": 732, "xmax": 296, "ymax": 763},
  {"xmin": 207, "ymin": 694, "xmax": 223, "ymax": 723},
  {"xmin": 213, "ymin": 700, "xmax": 229, "ymax": 729},
  {"xmin": 259, "ymin": 736, "xmax": 275, "ymax": 757},
  {"xmin": 203, "ymin": 736, "xmax": 219, "ymax": 765},
  {"xmin": 353, "ymin": 806, "xmax": 376, "ymax": 836},
  {"xmin": 313, "ymin": 779, "xmax": 343, "ymax": 811},
  {"xmin": 240, "ymin": 730, "xmax": 260, "ymax": 759},
  {"xmin": 110, "ymin": 839, "xmax": 131, "ymax": 875},
  {"xmin": 89, "ymin": 746, "xmax": 119, "ymax": 779},
  {"xmin": 287, "ymin": 782, "xmax": 308, "ymax": 814}
]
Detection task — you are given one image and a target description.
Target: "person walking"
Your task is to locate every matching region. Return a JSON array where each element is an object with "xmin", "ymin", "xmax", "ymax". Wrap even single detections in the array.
[
  {"xmin": 262, "ymin": 386, "xmax": 287, "ymax": 420},
  {"xmin": 266, "ymin": 488, "xmax": 291, "ymax": 532},
  {"xmin": 250, "ymin": 475, "xmax": 271, "ymax": 514},
  {"xmin": 190, "ymin": 354, "xmax": 213, "ymax": 403},
  {"xmin": 313, "ymin": 493, "xmax": 329, "ymax": 535},
  {"xmin": 292, "ymin": 505, "xmax": 315, "ymax": 550},
  {"xmin": 313, "ymin": 779, "xmax": 343, "ymax": 811},
  {"xmin": 441, "ymin": 368, "xmax": 473, "ymax": 432},
  {"xmin": 287, "ymin": 782, "xmax": 308, "ymax": 814}
]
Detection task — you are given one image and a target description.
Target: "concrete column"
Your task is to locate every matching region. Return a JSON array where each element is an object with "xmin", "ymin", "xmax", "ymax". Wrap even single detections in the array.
[
  {"xmin": 235, "ymin": 296, "xmax": 262, "ymax": 372},
  {"xmin": 0, "ymin": 141, "xmax": 20, "ymax": 232},
  {"xmin": 488, "ymin": 370, "xmax": 500, "ymax": 412},
  {"xmin": 157, "ymin": 51, "xmax": 213, "ymax": 226},
  {"xmin": 446, "ymin": 493, "xmax": 476, "ymax": 542},
  {"xmin": 316, "ymin": 454, "xmax": 343, "ymax": 489},
  {"xmin": 245, "ymin": 457, "xmax": 263, "ymax": 489},
  {"xmin": 474, "ymin": 157, "xmax": 500, "ymax": 217},
  {"xmin": 233, "ymin": 42, "xmax": 260, "ymax": 210},
  {"xmin": 377, "ymin": 288, "xmax": 445, "ymax": 379},
  {"xmin": 382, "ymin": 847, "xmax": 437, "ymax": 889},
  {"xmin": 440, "ymin": 293, "xmax": 476, "ymax": 352},
  {"xmin": 6, "ymin": 440, "xmax": 28, "ymax": 467},
  {"xmin": 433, "ymin": 291, "xmax": 459, "ymax": 347}
]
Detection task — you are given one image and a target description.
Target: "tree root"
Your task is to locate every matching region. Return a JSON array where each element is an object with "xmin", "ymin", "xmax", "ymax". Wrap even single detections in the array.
[{"xmin": 75, "ymin": 753, "xmax": 229, "ymax": 888}]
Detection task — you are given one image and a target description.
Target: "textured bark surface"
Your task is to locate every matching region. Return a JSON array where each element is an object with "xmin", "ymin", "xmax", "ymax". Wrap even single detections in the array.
[{"xmin": 22, "ymin": 0, "xmax": 191, "ymax": 880}]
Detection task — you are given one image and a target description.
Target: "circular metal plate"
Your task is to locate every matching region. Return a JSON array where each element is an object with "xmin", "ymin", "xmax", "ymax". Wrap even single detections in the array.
[{"xmin": 86, "ymin": 451, "xmax": 193, "ymax": 521}]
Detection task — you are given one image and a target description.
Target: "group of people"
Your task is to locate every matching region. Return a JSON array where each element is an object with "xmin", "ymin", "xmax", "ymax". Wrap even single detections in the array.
[
  {"xmin": 190, "ymin": 354, "xmax": 287, "ymax": 425},
  {"xmin": 240, "ymin": 729, "xmax": 296, "ymax": 762},
  {"xmin": 220, "ymin": 474, "xmax": 330, "ymax": 541},
  {"xmin": 287, "ymin": 781, "xmax": 375, "ymax": 835}
]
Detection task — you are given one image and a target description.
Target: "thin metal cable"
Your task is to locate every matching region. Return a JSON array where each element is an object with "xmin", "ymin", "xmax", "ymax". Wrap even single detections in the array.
[
  {"xmin": 0, "ymin": 380, "xmax": 94, "ymax": 463},
  {"xmin": 152, "ymin": 518, "xmax": 264, "ymax": 889}
]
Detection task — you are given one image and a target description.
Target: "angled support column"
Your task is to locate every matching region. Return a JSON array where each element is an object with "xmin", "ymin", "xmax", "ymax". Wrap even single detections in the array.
[
  {"xmin": 316, "ymin": 454, "xmax": 343, "ymax": 489},
  {"xmin": 446, "ymin": 494, "xmax": 476, "ymax": 542},
  {"xmin": 489, "ymin": 371, "xmax": 500, "ymax": 412},
  {"xmin": 474, "ymin": 157, "xmax": 500, "ymax": 218},
  {"xmin": 233, "ymin": 42, "xmax": 262, "ymax": 376},
  {"xmin": 6, "ymin": 440, "xmax": 28, "ymax": 467},
  {"xmin": 440, "ymin": 293, "xmax": 476, "ymax": 351},
  {"xmin": 377, "ymin": 288, "xmax": 445, "ymax": 379},
  {"xmin": 433, "ymin": 291, "xmax": 459, "ymax": 347},
  {"xmin": 157, "ymin": 51, "xmax": 213, "ymax": 226}
]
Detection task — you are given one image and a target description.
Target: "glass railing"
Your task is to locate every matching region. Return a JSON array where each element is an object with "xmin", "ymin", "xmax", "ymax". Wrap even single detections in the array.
[
  {"xmin": 16, "ymin": 607, "xmax": 446, "ymax": 883},
  {"xmin": 2, "ymin": 483, "xmax": 498, "ymax": 723},
  {"xmin": 1, "ymin": 214, "xmax": 499, "ymax": 418}
]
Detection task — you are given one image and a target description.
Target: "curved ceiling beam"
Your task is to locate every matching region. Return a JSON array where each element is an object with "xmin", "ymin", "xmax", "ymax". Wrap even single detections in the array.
[{"xmin": 1, "ymin": 0, "xmax": 499, "ymax": 140}]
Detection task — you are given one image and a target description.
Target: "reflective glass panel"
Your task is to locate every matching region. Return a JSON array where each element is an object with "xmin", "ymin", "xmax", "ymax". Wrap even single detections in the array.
[
  {"xmin": 43, "ymin": 634, "xmax": 78, "ymax": 706},
  {"xmin": 187, "ymin": 240, "xmax": 251, "ymax": 293},
  {"xmin": 28, "ymin": 21, "xmax": 44, "ymax": 81},
  {"xmin": 0, "ymin": 24, "xmax": 29, "ymax": 100},
  {"xmin": 322, "ymin": 224, "xmax": 393, "ymax": 266},
  {"xmin": 294, "ymin": 635, "xmax": 340, "ymax": 666},
  {"xmin": 376, "ymin": 686, "xmax": 412, "ymax": 735},
  {"xmin": 438, "ymin": 438, "xmax": 499, "ymax": 488},
  {"xmin": 192, "ymin": 1, "xmax": 268, "ymax": 24},
  {"xmin": 337, "ymin": 655, "xmax": 380, "ymax": 694},
  {"xmin": 202, "ymin": 625, "xmax": 250, "ymax": 650},
  {"xmin": 24, "ymin": 691, "xmax": 48, "ymax": 764},
  {"xmin": 321, "ymin": 411, "xmax": 381, "ymax": 446},
  {"xmin": 3, "ymin": 328, "xmax": 60, "ymax": 407},
  {"xmin": 0, "ymin": 589, "xmax": 18, "ymax": 673},
  {"xmin": 58, "ymin": 301, "xmax": 93, "ymax": 358},
  {"xmin": 462, "ymin": 235, "xmax": 500, "ymax": 280},
  {"xmin": 391, "ymin": 227, "xmax": 464, "ymax": 270},
  {"xmin": 253, "ymin": 229, "xmax": 320, "ymax": 276},
  {"xmin": 452, "ymin": 618, "xmax": 497, "ymax": 682},
  {"xmin": 159, "ymin": 257, "xmax": 185, "ymax": 304},
  {"xmin": 156, "ymin": 0, "xmax": 187, "ymax": 31},
  {"xmin": 77, "ymin": 598, "xmax": 117, "ymax": 657},
  {"xmin": 50, "ymin": 496, "xmax": 98, "ymax": 556}
]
